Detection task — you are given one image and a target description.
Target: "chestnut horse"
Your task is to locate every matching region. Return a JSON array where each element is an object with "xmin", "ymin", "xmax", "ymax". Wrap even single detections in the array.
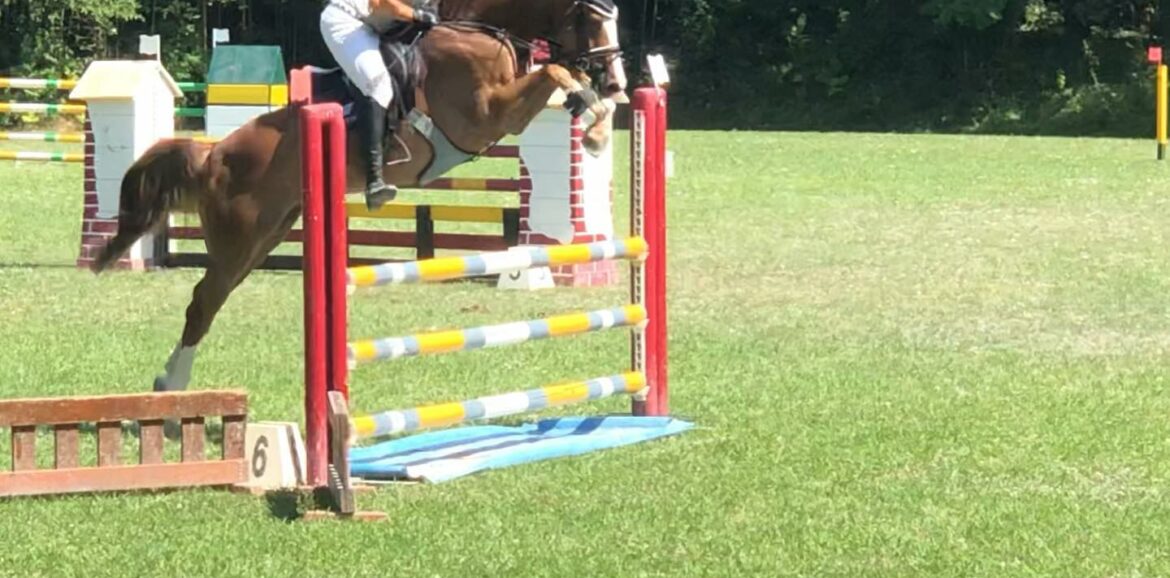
[{"xmin": 89, "ymin": 0, "xmax": 628, "ymax": 393}]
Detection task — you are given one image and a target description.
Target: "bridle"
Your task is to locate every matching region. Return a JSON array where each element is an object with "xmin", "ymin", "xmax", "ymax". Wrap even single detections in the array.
[
  {"xmin": 431, "ymin": 0, "xmax": 622, "ymax": 77},
  {"xmin": 555, "ymin": 0, "xmax": 623, "ymax": 72}
]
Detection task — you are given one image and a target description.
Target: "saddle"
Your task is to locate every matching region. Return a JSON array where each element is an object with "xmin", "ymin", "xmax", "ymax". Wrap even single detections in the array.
[
  {"xmin": 308, "ymin": 20, "xmax": 427, "ymax": 131},
  {"xmin": 306, "ymin": 16, "xmax": 535, "ymax": 182},
  {"xmin": 309, "ymin": 16, "xmax": 537, "ymax": 127}
]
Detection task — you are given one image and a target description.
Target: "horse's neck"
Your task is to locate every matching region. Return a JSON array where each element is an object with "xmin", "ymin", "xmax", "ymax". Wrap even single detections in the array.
[{"xmin": 439, "ymin": 0, "xmax": 561, "ymax": 40}]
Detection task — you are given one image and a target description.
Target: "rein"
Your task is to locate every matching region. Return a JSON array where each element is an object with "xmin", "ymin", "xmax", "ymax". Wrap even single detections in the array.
[{"xmin": 433, "ymin": 0, "xmax": 623, "ymax": 72}]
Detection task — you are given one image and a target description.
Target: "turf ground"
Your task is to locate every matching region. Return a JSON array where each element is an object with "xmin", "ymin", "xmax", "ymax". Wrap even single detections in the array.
[{"xmin": 2, "ymin": 129, "xmax": 1170, "ymax": 577}]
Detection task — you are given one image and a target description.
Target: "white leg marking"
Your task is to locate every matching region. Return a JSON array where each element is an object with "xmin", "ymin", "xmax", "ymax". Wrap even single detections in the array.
[{"xmin": 158, "ymin": 343, "xmax": 198, "ymax": 392}]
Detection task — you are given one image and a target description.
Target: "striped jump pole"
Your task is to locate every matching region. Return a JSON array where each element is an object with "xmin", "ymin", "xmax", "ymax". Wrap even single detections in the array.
[
  {"xmin": 0, "ymin": 151, "xmax": 84, "ymax": 163},
  {"xmin": 348, "ymin": 304, "xmax": 647, "ymax": 367},
  {"xmin": 352, "ymin": 372, "xmax": 645, "ymax": 438},
  {"xmin": 411, "ymin": 177, "xmax": 520, "ymax": 192},
  {"xmin": 0, "ymin": 102, "xmax": 86, "ymax": 115},
  {"xmin": 347, "ymin": 237, "xmax": 648, "ymax": 289},
  {"xmin": 345, "ymin": 202, "xmax": 509, "ymax": 223},
  {"xmin": 0, "ymin": 78, "xmax": 77, "ymax": 90},
  {"xmin": 0, "ymin": 131, "xmax": 84, "ymax": 143},
  {"xmin": 1158, "ymin": 63, "xmax": 1168, "ymax": 161},
  {"xmin": 0, "ymin": 80, "xmax": 86, "ymax": 161}
]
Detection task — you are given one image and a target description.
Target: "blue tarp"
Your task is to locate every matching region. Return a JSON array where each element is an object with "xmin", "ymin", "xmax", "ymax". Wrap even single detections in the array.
[{"xmin": 349, "ymin": 416, "xmax": 694, "ymax": 484}]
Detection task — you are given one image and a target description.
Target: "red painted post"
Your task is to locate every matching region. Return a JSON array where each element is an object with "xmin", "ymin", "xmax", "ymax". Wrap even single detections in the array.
[
  {"xmin": 647, "ymin": 87, "xmax": 668, "ymax": 416},
  {"xmin": 630, "ymin": 86, "xmax": 669, "ymax": 417},
  {"xmin": 303, "ymin": 101, "xmax": 350, "ymax": 488},
  {"xmin": 323, "ymin": 108, "xmax": 349, "ymax": 405},
  {"xmin": 289, "ymin": 66, "xmax": 313, "ymax": 105},
  {"xmin": 301, "ymin": 104, "xmax": 328, "ymax": 487}
]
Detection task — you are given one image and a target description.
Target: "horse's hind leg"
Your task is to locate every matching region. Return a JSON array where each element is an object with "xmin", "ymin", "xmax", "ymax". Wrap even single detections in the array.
[
  {"xmin": 154, "ymin": 229, "xmax": 256, "ymax": 393},
  {"xmin": 155, "ymin": 204, "xmax": 298, "ymax": 393},
  {"xmin": 154, "ymin": 259, "xmax": 238, "ymax": 392}
]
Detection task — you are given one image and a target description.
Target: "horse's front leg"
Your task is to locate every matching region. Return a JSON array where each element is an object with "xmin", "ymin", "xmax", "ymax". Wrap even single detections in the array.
[{"xmin": 485, "ymin": 63, "xmax": 609, "ymax": 135}]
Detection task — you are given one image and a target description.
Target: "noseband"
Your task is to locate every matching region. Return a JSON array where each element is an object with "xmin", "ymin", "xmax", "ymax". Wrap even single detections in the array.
[{"xmin": 545, "ymin": 0, "xmax": 623, "ymax": 72}]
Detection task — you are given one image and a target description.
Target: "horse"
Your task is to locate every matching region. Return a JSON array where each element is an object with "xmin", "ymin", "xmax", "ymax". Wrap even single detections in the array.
[{"xmin": 88, "ymin": 0, "xmax": 629, "ymax": 394}]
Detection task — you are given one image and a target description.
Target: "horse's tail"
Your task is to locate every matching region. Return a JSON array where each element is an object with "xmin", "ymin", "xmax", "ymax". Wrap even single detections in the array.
[{"xmin": 91, "ymin": 139, "xmax": 210, "ymax": 273}]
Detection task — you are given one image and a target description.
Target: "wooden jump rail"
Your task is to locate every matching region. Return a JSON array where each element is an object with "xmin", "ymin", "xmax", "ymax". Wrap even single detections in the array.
[{"xmin": 0, "ymin": 390, "xmax": 248, "ymax": 498}]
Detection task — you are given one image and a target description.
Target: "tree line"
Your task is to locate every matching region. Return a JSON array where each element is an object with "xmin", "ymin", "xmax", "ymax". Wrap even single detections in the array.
[{"xmin": 0, "ymin": 0, "xmax": 1165, "ymax": 135}]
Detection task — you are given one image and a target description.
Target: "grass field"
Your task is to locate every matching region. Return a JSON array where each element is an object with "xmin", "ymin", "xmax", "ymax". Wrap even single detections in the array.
[{"xmin": 3, "ymin": 128, "xmax": 1170, "ymax": 577}]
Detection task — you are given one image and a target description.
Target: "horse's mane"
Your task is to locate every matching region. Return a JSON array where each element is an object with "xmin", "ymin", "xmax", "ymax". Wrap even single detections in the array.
[{"xmin": 435, "ymin": 0, "xmax": 565, "ymax": 31}]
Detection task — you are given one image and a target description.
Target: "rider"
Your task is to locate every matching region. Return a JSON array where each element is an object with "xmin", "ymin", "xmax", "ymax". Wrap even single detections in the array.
[{"xmin": 320, "ymin": 0, "xmax": 439, "ymax": 209}]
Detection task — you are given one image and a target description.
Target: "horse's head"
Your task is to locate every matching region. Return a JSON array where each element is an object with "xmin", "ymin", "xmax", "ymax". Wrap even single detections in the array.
[
  {"xmin": 438, "ymin": 0, "xmax": 628, "ymax": 154},
  {"xmin": 549, "ymin": 0, "xmax": 627, "ymax": 101},
  {"xmin": 546, "ymin": 0, "xmax": 628, "ymax": 155}
]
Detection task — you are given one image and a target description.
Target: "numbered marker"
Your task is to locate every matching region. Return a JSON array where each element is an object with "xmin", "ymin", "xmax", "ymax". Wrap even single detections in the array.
[
  {"xmin": 240, "ymin": 422, "xmax": 306, "ymax": 490},
  {"xmin": 497, "ymin": 265, "xmax": 555, "ymax": 291}
]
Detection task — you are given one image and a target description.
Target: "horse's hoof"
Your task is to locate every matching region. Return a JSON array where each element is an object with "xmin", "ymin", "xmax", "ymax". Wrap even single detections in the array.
[
  {"xmin": 162, "ymin": 418, "xmax": 183, "ymax": 441},
  {"xmin": 153, "ymin": 377, "xmax": 185, "ymax": 439},
  {"xmin": 564, "ymin": 89, "xmax": 600, "ymax": 118}
]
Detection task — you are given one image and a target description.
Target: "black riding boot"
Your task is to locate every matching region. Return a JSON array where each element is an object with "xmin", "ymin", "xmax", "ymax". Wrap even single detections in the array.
[{"xmin": 358, "ymin": 95, "xmax": 398, "ymax": 210}]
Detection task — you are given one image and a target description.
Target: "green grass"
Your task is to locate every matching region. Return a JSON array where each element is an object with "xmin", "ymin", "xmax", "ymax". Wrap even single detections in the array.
[{"xmin": 3, "ymin": 130, "xmax": 1170, "ymax": 577}]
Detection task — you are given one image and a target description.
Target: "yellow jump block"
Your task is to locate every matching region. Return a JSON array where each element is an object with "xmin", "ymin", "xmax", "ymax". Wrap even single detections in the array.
[
  {"xmin": 345, "ymin": 202, "xmax": 506, "ymax": 224},
  {"xmin": 207, "ymin": 84, "xmax": 288, "ymax": 106}
]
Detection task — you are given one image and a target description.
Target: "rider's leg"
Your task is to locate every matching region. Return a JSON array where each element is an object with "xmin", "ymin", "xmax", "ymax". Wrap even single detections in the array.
[
  {"xmin": 320, "ymin": 5, "xmax": 399, "ymax": 209},
  {"xmin": 353, "ymin": 54, "xmax": 399, "ymax": 209}
]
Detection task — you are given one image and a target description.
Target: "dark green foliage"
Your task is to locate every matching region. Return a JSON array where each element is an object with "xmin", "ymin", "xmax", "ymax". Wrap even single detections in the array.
[
  {"xmin": 651, "ymin": 0, "xmax": 1163, "ymax": 134},
  {"xmin": 0, "ymin": 0, "xmax": 1164, "ymax": 134}
]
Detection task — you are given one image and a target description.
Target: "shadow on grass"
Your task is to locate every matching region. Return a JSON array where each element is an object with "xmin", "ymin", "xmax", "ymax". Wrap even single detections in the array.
[{"xmin": 264, "ymin": 489, "xmax": 306, "ymax": 521}]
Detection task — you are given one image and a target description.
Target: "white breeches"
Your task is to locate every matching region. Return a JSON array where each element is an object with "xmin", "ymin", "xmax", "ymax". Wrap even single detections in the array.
[{"xmin": 320, "ymin": 3, "xmax": 395, "ymax": 108}]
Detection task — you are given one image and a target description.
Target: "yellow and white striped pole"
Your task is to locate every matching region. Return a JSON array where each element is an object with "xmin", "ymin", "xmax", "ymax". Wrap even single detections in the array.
[
  {"xmin": 0, "ymin": 78, "xmax": 77, "ymax": 90},
  {"xmin": 1158, "ymin": 63, "xmax": 1168, "ymax": 161},
  {"xmin": 0, "ymin": 102, "xmax": 86, "ymax": 116},
  {"xmin": 0, "ymin": 151, "xmax": 84, "ymax": 163},
  {"xmin": 352, "ymin": 372, "xmax": 646, "ymax": 438},
  {"xmin": 348, "ymin": 304, "xmax": 648, "ymax": 367},
  {"xmin": 347, "ymin": 237, "xmax": 648, "ymax": 289},
  {"xmin": 0, "ymin": 131, "xmax": 84, "ymax": 143}
]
